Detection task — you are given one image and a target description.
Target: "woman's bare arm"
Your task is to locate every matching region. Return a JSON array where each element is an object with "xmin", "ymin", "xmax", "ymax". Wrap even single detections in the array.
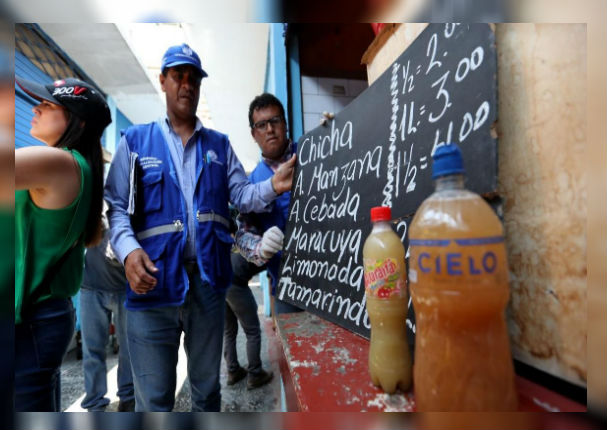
[{"xmin": 16, "ymin": 146, "xmax": 81, "ymax": 209}]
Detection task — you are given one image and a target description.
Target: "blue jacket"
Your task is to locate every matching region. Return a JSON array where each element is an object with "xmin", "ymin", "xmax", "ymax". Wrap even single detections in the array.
[
  {"xmin": 124, "ymin": 122, "xmax": 234, "ymax": 310},
  {"xmin": 247, "ymin": 143, "xmax": 296, "ymax": 288}
]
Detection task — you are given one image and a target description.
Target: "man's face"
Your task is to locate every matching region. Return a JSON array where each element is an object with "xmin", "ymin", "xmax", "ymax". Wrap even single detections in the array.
[
  {"xmin": 159, "ymin": 65, "xmax": 201, "ymax": 120},
  {"xmin": 251, "ymin": 105, "xmax": 287, "ymax": 161}
]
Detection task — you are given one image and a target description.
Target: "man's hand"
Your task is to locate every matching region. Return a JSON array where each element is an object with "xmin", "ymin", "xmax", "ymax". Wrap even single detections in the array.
[
  {"xmin": 124, "ymin": 248, "xmax": 159, "ymax": 294},
  {"xmin": 259, "ymin": 226, "xmax": 284, "ymax": 259},
  {"xmin": 271, "ymin": 154, "xmax": 296, "ymax": 194}
]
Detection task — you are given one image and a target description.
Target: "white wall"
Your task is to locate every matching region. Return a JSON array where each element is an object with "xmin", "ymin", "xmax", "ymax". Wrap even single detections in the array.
[{"xmin": 300, "ymin": 75, "xmax": 367, "ymax": 134}]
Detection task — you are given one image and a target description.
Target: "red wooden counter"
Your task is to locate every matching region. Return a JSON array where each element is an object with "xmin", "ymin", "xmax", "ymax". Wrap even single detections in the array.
[{"xmin": 272, "ymin": 311, "xmax": 586, "ymax": 412}]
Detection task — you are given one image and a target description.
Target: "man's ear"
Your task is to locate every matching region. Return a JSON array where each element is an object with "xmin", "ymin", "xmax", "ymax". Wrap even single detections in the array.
[
  {"xmin": 159, "ymin": 73, "xmax": 166, "ymax": 92},
  {"xmin": 250, "ymin": 127, "xmax": 256, "ymax": 140}
]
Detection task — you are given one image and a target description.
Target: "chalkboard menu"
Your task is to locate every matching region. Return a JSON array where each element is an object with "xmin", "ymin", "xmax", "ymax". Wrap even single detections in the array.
[{"xmin": 277, "ymin": 24, "xmax": 498, "ymax": 339}]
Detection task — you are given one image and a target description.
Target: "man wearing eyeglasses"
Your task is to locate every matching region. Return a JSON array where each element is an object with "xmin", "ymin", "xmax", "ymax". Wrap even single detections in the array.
[{"xmin": 222, "ymin": 93, "xmax": 302, "ymax": 390}]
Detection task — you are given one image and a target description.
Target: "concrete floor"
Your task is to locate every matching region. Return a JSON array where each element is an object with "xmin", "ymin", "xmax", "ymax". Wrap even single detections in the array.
[{"xmin": 60, "ymin": 277, "xmax": 283, "ymax": 412}]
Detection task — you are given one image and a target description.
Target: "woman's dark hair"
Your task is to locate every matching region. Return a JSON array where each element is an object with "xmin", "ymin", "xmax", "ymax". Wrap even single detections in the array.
[
  {"xmin": 56, "ymin": 111, "xmax": 104, "ymax": 247},
  {"xmin": 248, "ymin": 93, "xmax": 286, "ymax": 128}
]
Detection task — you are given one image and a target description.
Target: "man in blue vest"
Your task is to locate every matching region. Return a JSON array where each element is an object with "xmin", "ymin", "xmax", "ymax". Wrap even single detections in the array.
[
  {"xmin": 223, "ymin": 94, "xmax": 302, "ymax": 389},
  {"xmin": 104, "ymin": 45, "xmax": 295, "ymax": 412}
]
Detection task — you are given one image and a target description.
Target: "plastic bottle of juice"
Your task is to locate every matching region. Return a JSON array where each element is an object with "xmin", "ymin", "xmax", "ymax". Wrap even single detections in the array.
[
  {"xmin": 363, "ymin": 206, "xmax": 412, "ymax": 394},
  {"xmin": 408, "ymin": 143, "xmax": 518, "ymax": 411}
]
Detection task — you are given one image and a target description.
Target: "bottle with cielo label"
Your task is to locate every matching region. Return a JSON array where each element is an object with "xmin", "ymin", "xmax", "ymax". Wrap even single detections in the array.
[
  {"xmin": 409, "ymin": 143, "xmax": 518, "ymax": 411},
  {"xmin": 363, "ymin": 206, "xmax": 412, "ymax": 394}
]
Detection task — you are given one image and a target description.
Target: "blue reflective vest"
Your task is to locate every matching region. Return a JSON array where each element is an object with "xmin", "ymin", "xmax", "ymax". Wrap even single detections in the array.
[
  {"xmin": 123, "ymin": 121, "xmax": 234, "ymax": 310},
  {"xmin": 247, "ymin": 143, "xmax": 296, "ymax": 290}
]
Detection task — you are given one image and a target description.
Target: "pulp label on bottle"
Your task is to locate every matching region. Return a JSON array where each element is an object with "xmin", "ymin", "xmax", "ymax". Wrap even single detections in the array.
[{"xmin": 364, "ymin": 258, "xmax": 405, "ymax": 298}]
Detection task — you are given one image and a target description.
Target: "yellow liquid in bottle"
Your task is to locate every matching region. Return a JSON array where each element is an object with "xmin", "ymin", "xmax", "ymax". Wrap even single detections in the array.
[
  {"xmin": 363, "ymin": 223, "xmax": 412, "ymax": 394},
  {"xmin": 409, "ymin": 186, "xmax": 518, "ymax": 411}
]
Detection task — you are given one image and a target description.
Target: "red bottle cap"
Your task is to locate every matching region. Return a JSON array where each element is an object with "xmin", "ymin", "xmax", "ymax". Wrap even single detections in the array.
[{"xmin": 370, "ymin": 206, "xmax": 392, "ymax": 222}]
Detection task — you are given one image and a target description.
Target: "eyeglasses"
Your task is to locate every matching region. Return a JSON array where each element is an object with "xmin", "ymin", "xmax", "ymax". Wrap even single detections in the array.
[{"xmin": 252, "ymin": 115, "xmax": 283, "ymax": 131}]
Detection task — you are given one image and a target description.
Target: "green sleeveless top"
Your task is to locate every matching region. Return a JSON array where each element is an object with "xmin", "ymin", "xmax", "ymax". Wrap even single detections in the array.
[{"xmin": 15, "ymin": 149, "xmax": 92, "ymax": 324}]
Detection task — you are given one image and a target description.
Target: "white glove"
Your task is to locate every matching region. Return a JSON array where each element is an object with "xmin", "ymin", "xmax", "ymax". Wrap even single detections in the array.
[{"xmin": 259, "ymin": 226, "xmax": 284, "ymax": 259}]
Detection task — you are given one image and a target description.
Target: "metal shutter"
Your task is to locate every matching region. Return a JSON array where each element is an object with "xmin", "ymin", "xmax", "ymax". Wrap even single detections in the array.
[{"xmin": 15, "ymin": 51, "xmax": 53, "ymax": 148}]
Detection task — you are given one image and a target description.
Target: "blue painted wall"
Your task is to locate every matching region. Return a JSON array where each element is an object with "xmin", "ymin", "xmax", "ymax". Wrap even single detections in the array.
[
  {"xmin": 251, "ymin": 0, "xmax": 282, "ymax": 21},
  {"xmin": 264, "ymin": 24, "xmax": 304, "ymax": 143},
  {"xmin": 287, "ymin": 32, "xmax": 303, "ymax": 143},
  {"xmin": 264, "ymin": 23, "xmax": 289, "ymax": 123},
  {"xmin": 104, "ymin": 96, "xmax": 132, "ymax": 157}
]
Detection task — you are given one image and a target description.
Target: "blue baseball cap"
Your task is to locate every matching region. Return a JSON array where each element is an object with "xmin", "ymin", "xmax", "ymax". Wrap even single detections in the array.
[{"xmin": 161, "ymin": 43, "xmax": 208, "ymax": 78}]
